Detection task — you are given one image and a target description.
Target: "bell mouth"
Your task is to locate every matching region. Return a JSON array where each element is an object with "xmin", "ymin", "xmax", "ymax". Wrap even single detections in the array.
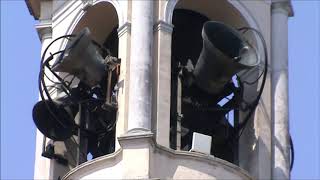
[
  {"xmin": 32, "ymin": 100, "xmax": 76, "ymax": 141},
  {"xmin": 202, "ymin": 21, "xmax": 260, "ymax": 68}
]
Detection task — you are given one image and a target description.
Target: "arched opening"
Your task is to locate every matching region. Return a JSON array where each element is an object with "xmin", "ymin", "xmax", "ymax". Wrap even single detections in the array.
[
  {"xmin": 169, "ymin": 0, "xmax": 262, "ymax": 164},
  {"xmin": 49, "ymin": 2, "xmax": 121, "ymax": 165},
  {"xmin": 72, "ymin": 1, "xmax": 120, "ymax": 160},
  {"xmin": 72, "ymin": 2, "xmax": 119, "ymax": 46}
]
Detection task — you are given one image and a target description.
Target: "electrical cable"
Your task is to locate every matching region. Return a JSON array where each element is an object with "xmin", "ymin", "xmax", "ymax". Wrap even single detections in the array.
[
  {"xmin": 39, "ymin": 55, "xmax": 70, "ymax": 129},
  {"xmin": 37, "ymin": 33, "xmax": 118, "ymax": 163},
  {"xmin": 290, "ymin": 134, "xmax": 294, "ymax": 171},
  {"xmin": 61, "ymin": 73, "xmax": 73, "ymax": 81},
  {"xmin": 45, "ymin": 65, "xmax": 72, "ymax": 97},
  {"xmin": 39, "ymin": 35, "xmax": 75, "ymax": 67},
  {"xmin": 236, "ymin": 28, "xmax": 265, "ymax": 86},
  {"xmin": 45, "ymin": 85, "xmax": 64, "ymax": 96},
  {"xmin": 241, "ymin": 67, "xmax": 265, "ymax": 85},
  {"xmin": 44, "ymin": 72, "xmax": 62, "ymax": 85},
  {"xmin": 39, "ymin": 34, "xmax": 111, "ymax": 130},
  {"xmin": 238, "ymin": 63, "xmax": 264, "ymax": 85},
  {"xmin": 38, "ymin": 35, "xmax": 75, "ymax": 129},
  {"xmin": 66, "ymin": 75, "xmax": 76, "ymax": 89},
  {"xmin": 235, "ymin": 27, "xmax": 268, "ymax": 140},
  {"xmin": 41, "ymin": 51, "xmax": 72, "ymax": 99}
]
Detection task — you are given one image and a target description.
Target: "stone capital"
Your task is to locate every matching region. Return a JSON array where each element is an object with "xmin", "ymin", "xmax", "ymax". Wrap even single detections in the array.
[
  {"xmin": 153, "ymin": 20, "xmax": 174, "ymax": 34},
  {"xmin": 118, "ymin": 129, "xmax": 154, "ymax": 144},
  {"xmin": 35, "ymin": 20, "xmax": 52, "ymax": 42},
  {"xmin": 271, "ymin": 0, "xmax": 294, "ymax": 17},
  {"xmin": 118, "ymin": 22, "xmax": 131, "ymax": 38}
]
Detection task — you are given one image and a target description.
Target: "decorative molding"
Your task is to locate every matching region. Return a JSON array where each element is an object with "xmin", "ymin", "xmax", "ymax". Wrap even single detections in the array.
[
  {"xmin": 82, "ymin": 0, "xmax": 94, "ymax": 11},
  {"xmin": 118, "ymin": 128, "xmax": 153, "ymax": 141},
  {"xmin": 35, "ymin": 20, "xmax": 52, "ymax": 41},
  {"xmin": 164, "ymin": 0, "xmax": 178, "ymax": 24},
  {"xmin": 271, "ymin": 1, "xmax": 294, "ymax": 17},
  {"xmin": 62, "ymin": 148, "xmax": 123, "ymax": 180},
  {"xmin": 163, "ymin": 0, "xmax": 263, "ymax": 52},
  {"xmin": 117, "ymin": 22, "xmax": 131, "ymax": 38},
  {"xmin": 153, "ymin": 20, "xmax": 174, "ymax": 34},
  {"xmin": 52, "ymin": 1, "xmax": 81, "ymax": 25}
]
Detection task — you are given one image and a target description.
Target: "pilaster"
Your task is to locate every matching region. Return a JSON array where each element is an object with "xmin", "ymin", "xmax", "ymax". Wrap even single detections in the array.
[
  {"xmin": 152, "ymin": 20, "xmax": 174, "ymax": 148},
  {"xmin": 271, "ymin": 1, "xmax": 291, "ymax": 179}
]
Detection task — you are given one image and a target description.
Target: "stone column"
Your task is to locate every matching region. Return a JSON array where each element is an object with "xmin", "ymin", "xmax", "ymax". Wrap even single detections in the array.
[
  {"xmin": 34, "ymin": 22, "xmax": 52, "ymax": 180},
  {"xmin": 271, "ymin": 1, "xmax": 293, "ymax": 179},
  {"xmin": 127, "ymin": 0, "xmax": 154, "ymax": 132}
]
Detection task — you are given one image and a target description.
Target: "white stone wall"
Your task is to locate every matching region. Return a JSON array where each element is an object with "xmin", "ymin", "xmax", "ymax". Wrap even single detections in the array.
[
  {"xmin": 31, "ymin": 0, "xmax": 292, "ymax": 179},
  {"xmin": 63, "ymin": 135, "xmax": 252, "ymax": 179}
]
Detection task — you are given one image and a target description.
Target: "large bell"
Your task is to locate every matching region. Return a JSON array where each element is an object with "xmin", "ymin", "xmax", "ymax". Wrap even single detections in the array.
[
  {"xmin": 193, "ymin": 21, "xmax": 260, "ymax": 94},
  {"xmin": 52, "ymin": 27, "xmax": 106, "ymax": 87},
  {"xmin": 32, "ymin": 97, "xmax": 78, "ymax": 141}
]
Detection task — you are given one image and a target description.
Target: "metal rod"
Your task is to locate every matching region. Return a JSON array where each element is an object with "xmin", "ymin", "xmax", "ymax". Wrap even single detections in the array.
[
  {"xmin": 106, "ymin": 71, "xmax": 113, "ymax": 104},
  {"xmin": 45, "ymin": 64, "xmax": 71, "ymax": 97},
  {"xmin": 42, "ymin": 135, "xmax": 47, "ymax": 155},
  {"xmin": 176, "ymin": 69, "xmax": 183, "ymax": 150}
]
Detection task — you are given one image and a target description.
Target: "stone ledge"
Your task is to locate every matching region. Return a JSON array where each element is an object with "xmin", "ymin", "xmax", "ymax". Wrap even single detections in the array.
[
  {"xmin": 152, "ymin": 143, "xmax": 253, "ymax": 180},
  {"xmin": 62, "ymin": 134, "xmax": 253, "ymax": 180},
  {"xmin": 62, "ymin": 148, "xmax": 122, "ymax": 179}
]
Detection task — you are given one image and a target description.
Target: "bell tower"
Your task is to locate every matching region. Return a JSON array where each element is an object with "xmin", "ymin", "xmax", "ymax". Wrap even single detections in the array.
[{"xmin": 26, "ymin": 0, "xmax": 293, "ymax": 179}]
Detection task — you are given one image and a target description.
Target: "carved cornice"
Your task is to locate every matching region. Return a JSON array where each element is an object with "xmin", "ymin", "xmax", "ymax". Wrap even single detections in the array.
[
  {"xmin": 25, "ymin": 0, "xmax": 40, "ymax": 20},
  {"xmin": 118, "ymin": 128, "xmax": 154, "ymax": 141}
]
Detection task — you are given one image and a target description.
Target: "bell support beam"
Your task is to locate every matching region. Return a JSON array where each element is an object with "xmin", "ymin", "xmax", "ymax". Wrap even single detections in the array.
[
  {"xmin": 127, "ymin": 0, "xmax": 154, "ymax": 133},
  {"xmin": 271, "ymin": 1, "xmax": 293, "ymax": 179}
]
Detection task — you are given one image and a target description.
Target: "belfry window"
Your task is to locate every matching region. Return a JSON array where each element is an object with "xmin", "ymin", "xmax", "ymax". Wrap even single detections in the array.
[
  {"xmin": 170, "ymin": 9, "xmax": 236, "ymax": 162},
  {"xmin": 32, "ymin": 2, "xmax": 121, "ymax": 167},
  {"xmin": 169, "ymin": 7, "xmax": 265, "ymax": 164}
]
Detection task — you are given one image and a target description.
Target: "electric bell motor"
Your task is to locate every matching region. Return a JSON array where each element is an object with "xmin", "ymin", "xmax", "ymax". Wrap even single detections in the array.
[
  {"xmin": 193, "ymin": 21, "xmax": 260, "ymax": 94},
  {"xmin": 52, "ymin": 27, "xmax": 106, "ymax": 87}
]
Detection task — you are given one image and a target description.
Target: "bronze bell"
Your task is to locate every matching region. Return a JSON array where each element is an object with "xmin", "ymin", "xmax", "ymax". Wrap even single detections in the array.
[{"xmin": 193, "ymin": 21, "xmax": 260, "ymax": 94}]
